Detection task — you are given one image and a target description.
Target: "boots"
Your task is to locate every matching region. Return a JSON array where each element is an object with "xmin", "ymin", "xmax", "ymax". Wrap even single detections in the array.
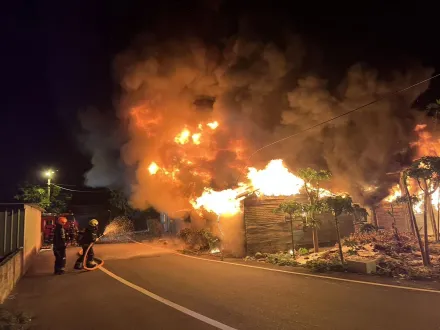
[
  {"xmin": 86, "ymin": 260, "xmax": 97, "ymax": 268},
  {"xmin": 74, "ymin": 261, "xmax": 83, "ymax": 270}
]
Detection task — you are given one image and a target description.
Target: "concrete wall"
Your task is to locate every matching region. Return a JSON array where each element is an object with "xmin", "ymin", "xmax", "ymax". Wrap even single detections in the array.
[
  {"xmin": 375, "ymin": 203, "xmax": 412, "ymax": 232},
  {"xmin": 23, "ymin": 204, "xmax": 42, "ymax": 272},
  {"xmin": 0, "ymin": 249, "xmax": 23, "ymax": 303},
  {"xmin": 374, "ymin": 202, "xmax": 437, "ymax": 235},
  {"xmin": 0, "ymin": 204, "xmax": 42, "ymax": 303}
]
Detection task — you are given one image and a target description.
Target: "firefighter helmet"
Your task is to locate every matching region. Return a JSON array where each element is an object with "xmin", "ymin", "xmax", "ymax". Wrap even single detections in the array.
[
  {"xmin": 58, "ymin": 217, "xmax": 68, "ymax": 225},
  {"xmin": 89, "ymin": 219, "xmax": 99, "ymax": 227}
]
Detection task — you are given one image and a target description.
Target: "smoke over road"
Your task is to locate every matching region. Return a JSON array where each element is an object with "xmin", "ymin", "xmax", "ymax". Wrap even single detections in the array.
[{"xmin": 79, "ymin": 4, "xmax": 434, "ymax": 213}]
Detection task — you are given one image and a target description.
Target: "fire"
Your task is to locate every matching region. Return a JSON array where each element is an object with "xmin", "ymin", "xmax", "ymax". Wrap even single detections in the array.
[
  {"xmin": 207, "ymin": 121, "xmax": 219, "ymax": 129},
  {"xmin": 411, "ymin": 124, "xmax": 440, "ymax": 158},
  {"xmin": 148, "ymin": 162, "xmax": 159, "ymax": 175},
  {"xmin": 191, "ymin": 159, "xmax": 337, "ymax": 217},
  {"xmin": 247, "ymin": 159, "xmax": 304, "ymax": 196},
  {"xmin": 174, "ymin": 128, "xmax": 191, "ymax": 145},
  {"xmin": 384, "ymin": 184, "xmax": 401, "ymax": 202},
  {"xmin": 192, "ymin": 133, "xmax": 201, "ymax": 145},
  {"xmin": 191, "ymin": 187, "xmax": 246, "ymax": 216}
]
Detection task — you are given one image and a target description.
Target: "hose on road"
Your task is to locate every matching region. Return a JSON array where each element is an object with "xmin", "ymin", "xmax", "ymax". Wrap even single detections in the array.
[{"xmin": 78, "ymin": 234, "xmax": 105, "ymax": 271}]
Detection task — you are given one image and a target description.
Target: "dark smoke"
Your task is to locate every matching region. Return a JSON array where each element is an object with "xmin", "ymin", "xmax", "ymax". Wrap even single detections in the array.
[{"xmin": 79, "ymin": 7, "xmax": 434, "ymax": 212}]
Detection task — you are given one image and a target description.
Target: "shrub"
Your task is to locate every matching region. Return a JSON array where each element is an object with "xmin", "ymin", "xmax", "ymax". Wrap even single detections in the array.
[
  {"xmin": 266, "ymin": 253, "xmax": 299, "ymax": 267},
  {"xmin": 178, "ymin": 228, "xmax": 220, "ymax": 251},
  {"xmin": 407, "ymin": 266, "xmax": 435, "ymax": 280},
  {"xmin": 305, "ymin": 257, "xmax": 345, "ymax": 273},
  {"xmin": 343, "ymin": 230, "xmax": 416, "ymax": 255},
  {"xmin": 360, "ymin": 223, "xmax": 378, "ymax": 233},
  {"xmin": 298, "ymin": 247, "xmax": 309, "ymax": 256},
  {"xmin": 0, "ymin": 308, "xmax": 32, "ymax": 329}
]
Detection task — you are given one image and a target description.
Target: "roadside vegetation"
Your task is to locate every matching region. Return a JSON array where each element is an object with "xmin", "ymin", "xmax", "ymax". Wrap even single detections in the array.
[{"xmin": 0, "ymin": 307, "xmax": 32, "ymax": 330}]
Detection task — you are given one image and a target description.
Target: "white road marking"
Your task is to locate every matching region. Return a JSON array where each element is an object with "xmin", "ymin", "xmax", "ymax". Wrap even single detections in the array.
[
  {"xmin": 178, "ymin": 253, "xmax": 440, "ymax": 294},
  {"xmin": 125, "ymin": 239, "xmax": 440, "ymax": 294},
  {"xmin": 99, "ymin": 266, "xmax": 238, "ymax": 330}
]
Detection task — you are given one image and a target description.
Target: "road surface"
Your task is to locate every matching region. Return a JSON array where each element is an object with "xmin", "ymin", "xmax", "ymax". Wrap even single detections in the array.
[{"xmin": 4, "ymin": 243, "xmax": 440, "ymax": 330}]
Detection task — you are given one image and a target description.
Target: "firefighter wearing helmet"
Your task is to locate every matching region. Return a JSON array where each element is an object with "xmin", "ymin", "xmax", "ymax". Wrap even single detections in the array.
[
  {"xmin": 74, "ymin": 219, "xmax": 99, "ymax": 269},
  {"xmin": 53, "ymin": 217, "xmax": 68, "ymax": 275}
]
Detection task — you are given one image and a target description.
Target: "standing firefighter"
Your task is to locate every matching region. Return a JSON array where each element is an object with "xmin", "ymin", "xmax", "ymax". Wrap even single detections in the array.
[
  {"xmin": 74, "ymin": 219, "xmax": 99, "ymax": 269},
  {"xmin": 53, "ymin": 217, "xmax": 67, "ymax": 275}
]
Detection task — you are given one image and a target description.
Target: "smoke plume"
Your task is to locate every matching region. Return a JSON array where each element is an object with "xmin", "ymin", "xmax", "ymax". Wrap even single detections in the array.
[{"xmin": 79, "ymin": 9, "xmax": 433, "ymax": 215}]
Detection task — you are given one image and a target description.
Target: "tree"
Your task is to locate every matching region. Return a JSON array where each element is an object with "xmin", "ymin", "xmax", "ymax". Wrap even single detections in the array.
[
  {"xmin": 405, "ymin": 156, "xmax": 440, "ymax": 266},
  {"xmin": 274, "ymin": 201, "xmax": 308, "ymax": 252},
  {"xmin": 15, "ymin": 182, "xmax": 71, "ymax": 213},
  {"xmin": 109, "ymin": 189, "xmax": 135, "ymax": 218},
  {"xmin": 298, "ymin": 168, "xmax": 332, "ymax": 252},
  {"xmin": 352, "ymin": 204, "xmax": 369, "ymax": 228},
  {"xmin": 324, "ymin": 195, "xmax": 354, "ymax": 264}
]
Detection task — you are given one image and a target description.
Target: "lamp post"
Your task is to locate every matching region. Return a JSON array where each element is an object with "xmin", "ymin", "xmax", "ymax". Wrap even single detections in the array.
[{"xmin": 44, "ymin": 169, "xmax": 55, "ymax": 201}]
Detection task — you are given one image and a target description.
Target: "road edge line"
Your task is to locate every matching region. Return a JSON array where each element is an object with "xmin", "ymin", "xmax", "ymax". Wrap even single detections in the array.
[
  {"xmin": 127, "ymin": 239, "xmax": 440, "ymax": 294},
  {"xmin": 99, "ymin": 266, "xmax": 238, "ymax": 330},
  {"xmin": 176, "ymin": 253, "xmax": 440, "ymax": 294}
]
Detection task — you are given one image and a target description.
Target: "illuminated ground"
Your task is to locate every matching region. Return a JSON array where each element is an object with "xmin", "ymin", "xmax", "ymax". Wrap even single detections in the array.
[{"xmin": 4, "ymin": 243, "xmax": 440, "ymax": 329}]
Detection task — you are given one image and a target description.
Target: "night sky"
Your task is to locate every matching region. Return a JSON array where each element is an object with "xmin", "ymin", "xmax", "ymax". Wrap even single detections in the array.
[{"xmin": 1, "ymin": 1, "xmax": 440, "ymax": 202}]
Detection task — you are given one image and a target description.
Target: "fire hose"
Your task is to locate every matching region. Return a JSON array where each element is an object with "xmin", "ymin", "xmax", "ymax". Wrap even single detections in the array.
[{"xmin": 79, "ymin": 234, "xmax": 105, "ymax": 271}]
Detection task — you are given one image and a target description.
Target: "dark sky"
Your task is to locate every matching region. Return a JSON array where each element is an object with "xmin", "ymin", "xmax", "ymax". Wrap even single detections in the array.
[{"xmin": 1, "ymin": 1, "xmax": 440, "ymax": 202}]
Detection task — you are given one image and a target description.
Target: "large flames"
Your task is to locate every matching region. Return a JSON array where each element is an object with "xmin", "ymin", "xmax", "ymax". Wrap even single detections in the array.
[
  {"xmin": 140, "ymin": 113, "xmax": 335, "ymax": 217},
  {"xmin": 385, "ymin": 124, "xmax": 440, "ymax": 214}
]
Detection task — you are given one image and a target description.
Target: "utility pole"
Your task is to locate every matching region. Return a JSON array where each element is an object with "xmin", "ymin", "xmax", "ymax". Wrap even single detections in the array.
[{"xmin": 44, "ymin": 169, "xmax": 55, "ymax": 202}]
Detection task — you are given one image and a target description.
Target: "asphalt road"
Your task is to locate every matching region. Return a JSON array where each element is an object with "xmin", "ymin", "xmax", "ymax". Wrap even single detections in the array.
[{"xmin": 4, "ymin": 243, "xmax": 440, "ymax": 330}]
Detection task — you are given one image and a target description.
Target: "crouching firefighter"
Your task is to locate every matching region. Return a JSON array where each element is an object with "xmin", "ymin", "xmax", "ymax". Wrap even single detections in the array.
[
  {"xmin": 74, "ymin": 219, "xmax": 99, "ymax": 269},
  {"xmin": 53, "ymin": 217, "xmax": 68, "ymax": 275}
]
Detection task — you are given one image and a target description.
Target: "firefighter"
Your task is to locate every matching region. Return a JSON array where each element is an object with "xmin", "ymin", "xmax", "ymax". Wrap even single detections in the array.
[
  {"xmin": 66, "ymin": 219, "xmax": 79, "ymax": 246},
  {"xmin": 53, "ymin": 217, "xmax": 67, "ymax": 275},
  {"xmin": 74, "ymin": 219, "xmax": 99, "ymax": 269}
]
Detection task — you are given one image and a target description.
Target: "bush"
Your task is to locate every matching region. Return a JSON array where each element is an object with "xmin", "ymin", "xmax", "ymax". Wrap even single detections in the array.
[
  {"xmin": 298, "ymin": 247, "xmax": 309, "ymax": 256},
  {"xmin": 343, "ymin": 230, "xmax": 416, "ymax": 255},
  {"xmin": 360, "ymin": 223, "xmax": 378, "ymax": 233},
  {"xmin": 265, "ymin": 253, "xmax": 299, "ymax": 267},
  {"xmin": 178, "ymin": 228, "xmax": 219, "ymax": 251},
  {"xmin": 0, "ymin": 308, "xmax": 32, "ymax": 329},
  {"xmin": 305, "ymin": 257, "xmax": 345, "ymax": 273},
  {"xmin": 407, "ymin": 266, "xmax": 435, "ymax": 280}
]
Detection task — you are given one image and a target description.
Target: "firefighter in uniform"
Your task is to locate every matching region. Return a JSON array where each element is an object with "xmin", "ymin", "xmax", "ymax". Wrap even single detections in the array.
[
  {"xmin": 66, "ymin": 219, "xmax": 79, "ymax": 246},
  {"xmin": 53, "ymin": 217, "xmax": 67, "ymax": 275},
  {"xmin": 74, "ymin": 219, "xmax": 99, "ymax": 269}
]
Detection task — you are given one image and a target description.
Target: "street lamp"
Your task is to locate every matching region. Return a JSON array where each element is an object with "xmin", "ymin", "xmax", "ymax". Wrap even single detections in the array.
[{"xmin": 43, "ymin": 169, "xmax": 55, "ymax": 200}]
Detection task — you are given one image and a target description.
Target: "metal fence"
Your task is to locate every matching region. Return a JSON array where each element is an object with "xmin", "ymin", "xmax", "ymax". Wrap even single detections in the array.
[{"xmin": 0, "ymin": 208, "xmax": 25, "ymax": 258}]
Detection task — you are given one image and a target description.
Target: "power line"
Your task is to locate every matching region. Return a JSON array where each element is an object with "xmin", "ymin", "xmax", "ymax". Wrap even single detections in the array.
[
  {"xmin": 235, "ymin": 72, "xmax": 440, "ymax": 184},
  {"xmin": 52, "ymin": 184, "xmax": 108, "ymax": 194}
]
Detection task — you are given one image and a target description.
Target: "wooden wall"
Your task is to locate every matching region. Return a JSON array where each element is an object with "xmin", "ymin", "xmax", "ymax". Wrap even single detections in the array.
[{"xmin": 243, "ymin": 195, "xmax": 355, "ymax": 255}]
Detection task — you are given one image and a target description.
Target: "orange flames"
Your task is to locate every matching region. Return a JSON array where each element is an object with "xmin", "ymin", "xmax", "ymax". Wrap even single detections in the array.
[
  {"xmin": 190, "ymin": 159, "xmax": 335, "ymax": 216},
  {"xmin": 410, "ymin": 124, "xmax": 440, "ymax": 158},
  {"xmin": 385, "ymin": 124, "xmax": 440, "ymax": 214},
  {"xmin": 247, "ymin": 159, "xmax": 304, "ymax": 196},
  {"xmin": 132, "ymin": 108, "xmax": 336, "ymax": 217}
]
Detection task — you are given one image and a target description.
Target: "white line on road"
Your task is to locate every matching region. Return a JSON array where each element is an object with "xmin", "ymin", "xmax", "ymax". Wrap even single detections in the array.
[
  {"xmin": 99, "ymin": 266, "xmax": 238, "ymax": 330},
  {"xmin": 177, "ymin": 253, "xmax": 440, "ymax": 294},
  {"xmin": 125, "ymin": 239, "xmax": 440, "ymax": 294}
]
